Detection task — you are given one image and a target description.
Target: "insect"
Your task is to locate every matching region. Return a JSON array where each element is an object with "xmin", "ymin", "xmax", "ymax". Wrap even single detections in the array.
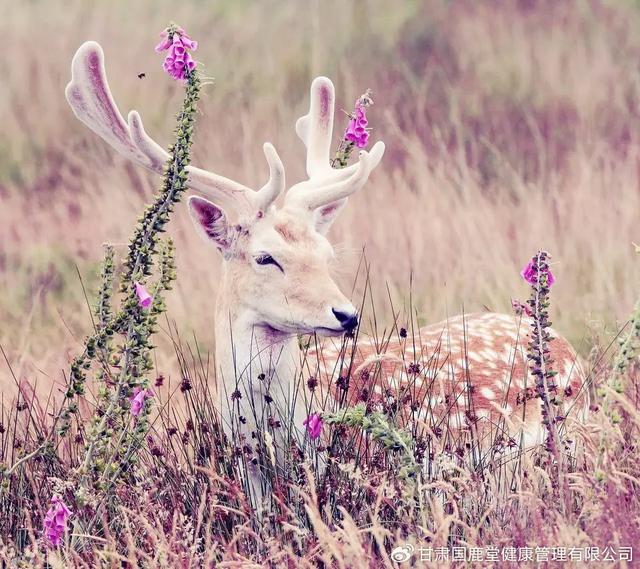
[{"xmin": 137, "ymin": 72, "xmax": 146, "ymax": 79}]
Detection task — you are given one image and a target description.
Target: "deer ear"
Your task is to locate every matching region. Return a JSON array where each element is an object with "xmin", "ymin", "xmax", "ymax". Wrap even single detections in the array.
[
  {"xmin": 313, "ymin": 199, "xmax": 348, "ymax": 235},
  {"xmin": 187, "ymin": 196, "xmax": 232, "ymax": 253}
]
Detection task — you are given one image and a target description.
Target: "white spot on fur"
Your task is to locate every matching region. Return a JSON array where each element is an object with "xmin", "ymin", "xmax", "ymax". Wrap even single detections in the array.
[
  {"xmin": 480, "ymin": 387, "xmax": 496, "ymax": 400},
  {"xmin": 480, "ymin": 349, "xmax": 498, "ymax": 360}
]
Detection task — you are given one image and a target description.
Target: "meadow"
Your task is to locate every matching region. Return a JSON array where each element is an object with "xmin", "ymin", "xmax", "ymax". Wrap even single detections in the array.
[{"xmin": 1, "ymin": 0, "xmax": 640, "ymax": 566}]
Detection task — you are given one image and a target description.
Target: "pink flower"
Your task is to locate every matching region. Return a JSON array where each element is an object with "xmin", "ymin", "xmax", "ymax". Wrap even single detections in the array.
[
  {"xmin": 520, "ymin": 261, "xmax": 536, "ymax": 284},
  {"xmin": 134, "ymin": 281, "xmax": 153, "ymax": 308},
  {"xmin": 548, "ymin": 271, "xmax": 555, "ymax": 286},
  {"xmin": 303, "ymin": 413, "xmax": 323, "ymax": 439},
  {"xmin": 130, "ymin": 387, "xmax": 153, "ymax": 417},
  {"xmin": 43, "ymin": 495, "xmax": 71, "ymax": 547},
  {"xmin": 344, "ymin": 102, "xmax": 370, "ymax": 149},
  {"xmin": 154, "ymin": 32, "xmax": 172, "ymax": 53},
  {"xmin": 521, "ymin": 260, "xmax": 555, "ymax": 287},
  {"xmin": 156, "ymin": 26, "xmax": 198, "ymax": 81}
]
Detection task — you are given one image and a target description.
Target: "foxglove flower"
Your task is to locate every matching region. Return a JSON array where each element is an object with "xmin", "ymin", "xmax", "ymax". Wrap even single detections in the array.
[
  {"xmin": 521, "ymin": 260, "xmax": 555, "ymax": 287},
  {"xmin": 130, "ymin": 387, "xmax": 153, "ymax": 417},
  {"xmin": 523, "ymin": 250, "xmax": 562, "ymax": 467},
  {"xmin": 43, "ymin": 496, "xmax": 71, "ymax": 547},
  {"xmin": 303, "ymin": 413, "xmax": 324, "ymax": 439},
  {"xmin": 332, "ymin": 89, "xmax": 373, "ymax": 168},
  {"xmin": 156, "ymin": 26, "xmax": 198, "ymax": 81},
  {"xmin": 134, "ymin": 281, "xmax": 153, "ymax": 308},
  {"xmin": 344, "ymin": 102, "xmax": 370, "ymax": 148}
]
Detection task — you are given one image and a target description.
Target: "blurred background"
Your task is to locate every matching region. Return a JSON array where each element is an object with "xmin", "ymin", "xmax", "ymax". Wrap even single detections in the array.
[{"xmin": 2, "ymin": 0, "xmax": 640, "ymax": 399}]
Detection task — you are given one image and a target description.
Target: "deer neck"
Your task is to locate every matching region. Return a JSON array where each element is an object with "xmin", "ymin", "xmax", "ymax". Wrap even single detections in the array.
[{"xmin": 213, "ymin": 269, "xmax": 301, "ymax": 423}]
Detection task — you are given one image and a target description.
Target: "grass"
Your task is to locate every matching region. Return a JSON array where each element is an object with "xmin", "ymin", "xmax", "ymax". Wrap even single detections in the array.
[
  {"xmin": 2, "ymin": 0, "xmax": 640, "ymax": 400},
  {"xmin": 1, "ymin": 0, "xmax": 640, "ymax": 566},
  {"xmin": 1, "ymin": 296, "xmax": 639, "ymax": 566}
]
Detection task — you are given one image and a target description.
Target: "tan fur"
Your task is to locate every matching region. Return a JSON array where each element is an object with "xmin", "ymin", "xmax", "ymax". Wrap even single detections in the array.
[{"xmin": 306, "ymin": 313, "xmax": 588, "ymax": 446}]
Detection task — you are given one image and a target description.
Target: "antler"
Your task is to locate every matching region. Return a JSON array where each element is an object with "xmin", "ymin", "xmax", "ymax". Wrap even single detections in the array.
[
  {"xmin": 65, "ymin": 41, "xmax": 284, "ymax": 215},
  {"xmin": 285, "ymin": 76, "xmax": 385, "ymax": 210}
]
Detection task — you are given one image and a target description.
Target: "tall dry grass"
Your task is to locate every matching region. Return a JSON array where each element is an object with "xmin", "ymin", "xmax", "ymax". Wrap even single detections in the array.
[
  {"xmin": 0, "ymin": 299, "xmax": 638, "ymax": 567},
  {"xmin": 2, "ymin": 0, "xmax": 640, "ymax": 400}
]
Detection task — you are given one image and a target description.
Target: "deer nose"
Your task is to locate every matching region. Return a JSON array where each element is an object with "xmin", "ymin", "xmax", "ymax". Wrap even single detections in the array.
[{"xmin": 332, "ymin": 308, "xmax": 359, "ymax": 332}]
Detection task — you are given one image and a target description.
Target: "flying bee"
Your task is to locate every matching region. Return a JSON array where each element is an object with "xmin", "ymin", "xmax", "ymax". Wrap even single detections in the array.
[{"xmin": 358, "ymin": 88, "xmax": 374, "ymax": 107}]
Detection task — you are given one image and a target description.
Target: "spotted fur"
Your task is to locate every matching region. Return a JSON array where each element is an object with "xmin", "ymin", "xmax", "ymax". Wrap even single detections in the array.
[{"xmin": 303, "ymin": 312, "xmax": 589, "ymax": 447}]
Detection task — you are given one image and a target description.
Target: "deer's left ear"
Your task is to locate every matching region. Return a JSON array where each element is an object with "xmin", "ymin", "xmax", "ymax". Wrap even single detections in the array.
[
  {"xmin": 313, "ymin": 199, "xmax": 348, "ymax": 235},
  {"xmin": 187, "ymin": 196, "xmax": 233, "ymax": 254}
]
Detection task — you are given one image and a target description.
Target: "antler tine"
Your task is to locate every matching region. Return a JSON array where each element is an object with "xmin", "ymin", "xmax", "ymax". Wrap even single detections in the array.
[
  {"xmin": 127, "ymin": 110, "xmax": 257, "ymax": 212},
  {"xmin": 295, "ymin": 76, "xmax": 384, "ymax": 188},
  {"xmin": 287, "ymin": 142, "xmax": 385, "ymax": 211},
  {"xmin": 295, "ymin": 139, "xmax": 386, "ymax": 191},
  {"xmin": 66, "ymin": 41, "xmax": 283, "ymax": 215},
  {"xmin": 254, "ymin": 143, "xmax": 285, "ymax": 211},
  {"xmin": 65, "ymin": 42, "xmax": 160, "ymax": 169},
  {"xmin": 288, "ymin": 75, "xmax": 385, "ymax": 211},
  {"xmin": 295, "ymin": 76, "xmax": 335, "ymax": 178}
]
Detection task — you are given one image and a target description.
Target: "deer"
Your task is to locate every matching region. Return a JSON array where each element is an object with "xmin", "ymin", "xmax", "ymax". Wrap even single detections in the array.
[{"xmin": 66, "ymin": 42, "xmax": 588, "ymax": 505}]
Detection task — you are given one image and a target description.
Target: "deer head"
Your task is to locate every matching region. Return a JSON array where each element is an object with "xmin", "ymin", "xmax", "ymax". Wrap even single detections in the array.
[{"xmin": 66, "ymin": 41, "xmax": 384, "ymax": 337}]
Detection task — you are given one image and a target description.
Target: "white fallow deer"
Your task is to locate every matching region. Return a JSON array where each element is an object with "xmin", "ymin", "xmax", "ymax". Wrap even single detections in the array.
[{"xmin": 66, "ymin": 42, "xmax": 588, "ymax": 502}]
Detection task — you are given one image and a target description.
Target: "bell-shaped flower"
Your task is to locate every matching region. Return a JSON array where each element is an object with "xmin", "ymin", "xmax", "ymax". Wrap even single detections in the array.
[
  {"xmin": 134, "ymin": 281, "xmax": 153, "ymax": 308},
  {"xmin": 43, "ymin": 496, "xmax": 72, "ymax": 547},
  {"xmin": 303, "ymin": 413, "xmax": 324, "ymax": 439}
]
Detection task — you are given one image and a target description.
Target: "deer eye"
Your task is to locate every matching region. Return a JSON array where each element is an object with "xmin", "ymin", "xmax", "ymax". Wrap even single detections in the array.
[{"xmin": 254, "ymin": 253, "xmax": 283, "ymax": 272}]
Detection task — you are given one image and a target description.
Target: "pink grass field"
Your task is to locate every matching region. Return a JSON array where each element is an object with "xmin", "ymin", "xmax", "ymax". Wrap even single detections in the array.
[{"xmin": 1, "ymin": 1, "xmax": 640, "ymax": 566}]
